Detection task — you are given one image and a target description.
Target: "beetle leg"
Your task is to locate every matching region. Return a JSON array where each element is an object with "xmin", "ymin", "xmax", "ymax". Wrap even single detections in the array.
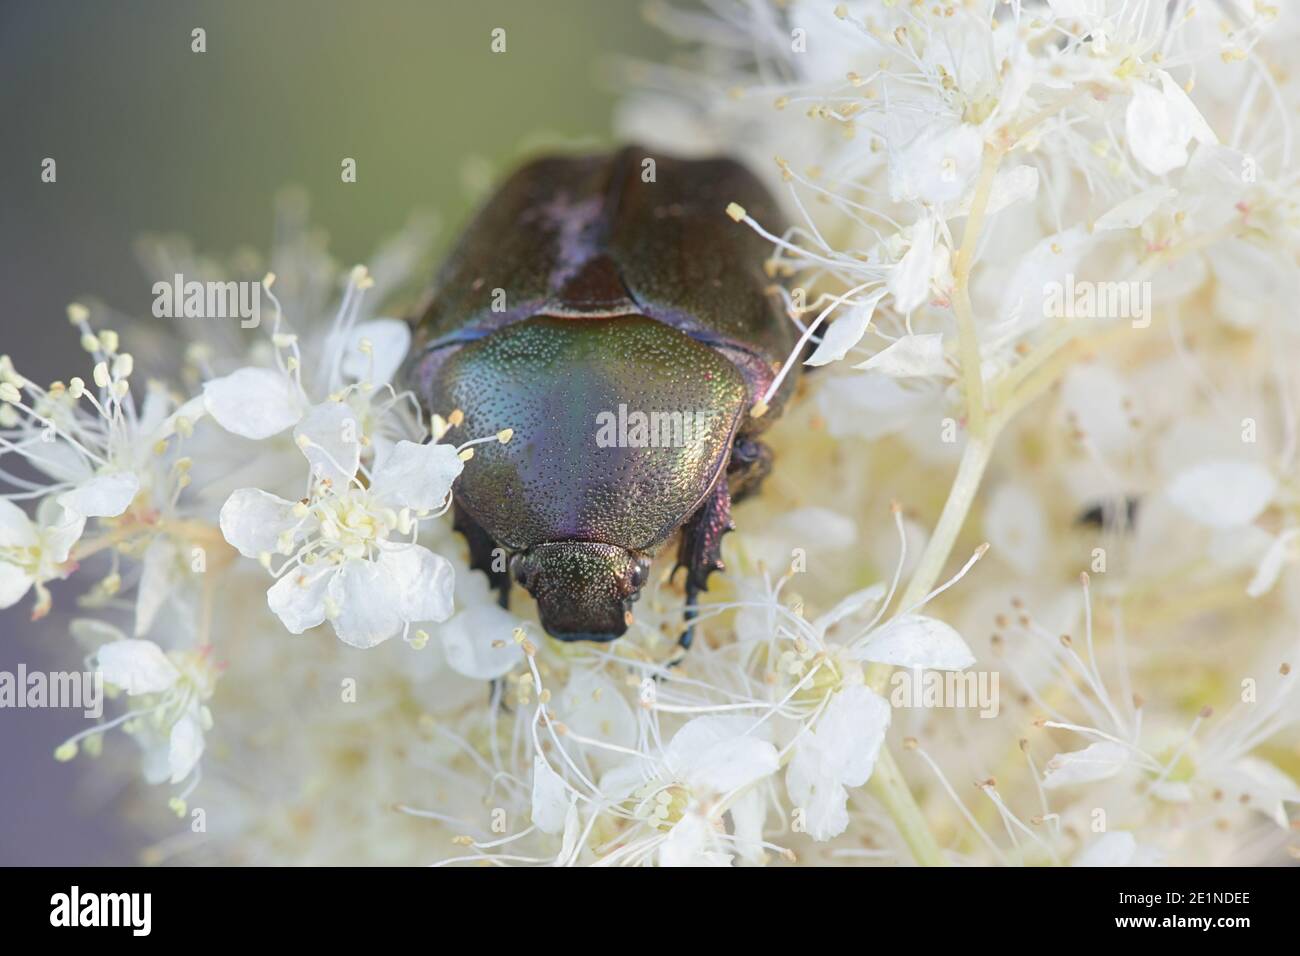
[
  {"xmin": 452, "ymin": 502, "xmax": 511, "ymax": 609},
  {"xmin": 727, "ymin": 437, "xmax": 773, "ymax": 504},
  {"xmin": 673, "ymin": 476, "xmax": 735, "ymax": 657},
  {"xmin": 669, "ymin": 441, "xmax": 773, "ymax": 659}
]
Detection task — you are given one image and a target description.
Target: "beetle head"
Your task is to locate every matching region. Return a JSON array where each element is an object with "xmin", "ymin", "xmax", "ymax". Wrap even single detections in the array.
[{"xmin": 511, "ymin": 542, "xmax": 650, "ymax": 642}]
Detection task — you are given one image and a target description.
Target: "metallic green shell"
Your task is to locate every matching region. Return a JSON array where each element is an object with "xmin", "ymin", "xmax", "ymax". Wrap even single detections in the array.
[
  {"xmin": 429, "ymin": 315, "xmax": 748, "ymax": 552},
  {"xmin": 406, "ymin": 146, "xmax": 799, "ymax": 566}
]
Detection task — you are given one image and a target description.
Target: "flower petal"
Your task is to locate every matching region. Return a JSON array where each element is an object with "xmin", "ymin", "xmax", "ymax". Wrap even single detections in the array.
[
  {"xmin": 889, "ymin": 121, "xmax": 983, "ymax": 205},
  {"xmin": 888, "ymin": 218, "xmax": 938, "ymax": 314},
  {"xmin": 135, "ymin": 536, "xmax": 179, "ymax": 636},
  {"xmin": 386, "ymin": 545, "xmax": 455, "ymax": 625},
  {"xmin": 531, "ymin": 756, "xmax": 571, "ymax": 835},
  {"xmin": 326, "ymin": 560, "xmax": 404, "ymax": 648},
  {"xmin": 334, "ymin": 319, "xmax": 411, "ymax": 386},
  {"xmin": 804, "ymin": 289, "xmax": 886, "ymax": 368},
  {"xmin": 1072, "ymin": 831, "xmax": 1137, "ymax": 868},
  {"xmin": 658, "ymin": 813, "xmax": 731, "ymax": 867},
  {"xmin": 0, "ymin": 498, "xmax": 38, "ymax": 548},
  {"xmin": 665, "ymin": 716, "xmax": 778, "ymax": 795},
  {"xmin": 784, "ymin": 687, "xmax": 890, "ymax": 841},
  {"xmin": 219, "ymin": 488, "xmax": 300, "ymax": 558},
  {"xmin": 853, "ymin": 613, "xmax": 975, "ymax": 670},
  {"xmin": 38, "ymin": 503, "xmax": 86, "ymax": 563},
  {"xmin": 1166, "ymin": 460, "xmax": 1276, "ymax": 529},
  {"xmin": 853, "ymin": 333, "xmax": 948, "ymax": 378},
  {"xmin": 1230, "ymin": 757, "xmax": 1300, "ymax": 829},
  {"xmin": 0, "ymin": 562, "xmax": 33, "ymax": 609},
  {"xmin": 266, "ymin": 565, "xmax": 334, "ymax": 634},
  {"xmin": 555, "ymin": 670, "xmax": 638, "ymax": 751},
  {"xmin": 167, "ymin": 708, "xmax": 205, "ymax": 783},
  {"xmin": 813, "ymin": 583, "xmax": 887, "ymax": 634},
  {"xmin": 96, "ymin": 639, "xmax": 180, "ymax": 695},
  {"xmin": 983, "ymin": 481, "xmax": 1048, "ymax": 576},
  {"xmin": 439, "ymin": 602, "xmax": 522, "ymax": 680},
  {"xmin": 1125, "ymin": 71, "xmax": 1217, "ymax": 176},
  {"xmin": 946, "ymin": 165, "xmax": 1038, "ymax": 218},
  {"xmin": 1247, "ymin": 528, "xmax": 1300, "ymax": 599},
  {"xmin": 369, "ymin": 440, "xmax": 463, "ymax": 511},
  {"xmin": 1042, "ymin": 741, "xmax": 1130, "ymax": 789},
  {"xmin": 58, "ymin": 471, "xmax": 139, "ymax": 518},
  {"xmin": 294, "ymin": 401, "xmax": 361, "ymax": 486},
  {"xmin": 1095, "ymin": 187, "xmax": 1176, "ymax": 231},
  {"xmin": 203, "ymin": 366, "xmax": 303, "ymax": 439}
]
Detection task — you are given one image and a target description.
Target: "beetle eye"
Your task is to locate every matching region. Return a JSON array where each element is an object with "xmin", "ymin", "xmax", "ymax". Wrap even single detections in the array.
[{"xmin": 629, "ymin": 567, "xmax": 643, "ymax": 589}]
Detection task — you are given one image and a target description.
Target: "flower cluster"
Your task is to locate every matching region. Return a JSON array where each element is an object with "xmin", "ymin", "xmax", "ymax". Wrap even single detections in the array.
[{"xmin": 6, "ymin": 1, "xmax": 1300, "ymax": 865}]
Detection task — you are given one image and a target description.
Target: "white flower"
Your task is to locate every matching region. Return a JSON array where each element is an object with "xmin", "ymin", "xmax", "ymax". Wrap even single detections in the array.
[
  {"xmin": 1072, "ymin": 831, "xmax": 1162, "ymax": 867},
  {"xmin": 553, "ymin": 669, "xmax": 638, "ymax": 755},
  {"xmin": 814, "ymin": 372, "xmax": 943, "ymax": 442},
  {"xmin": 1247, "ymin": 528, "xmax": 1300, "ymax": 598},
  {"xmin": 134, "ymin": 535, "xmax": 186, "ymax": 636},
  {"xmin": 855, "ymin": 333, "xmax": 950, "ymax": 379},
  {"xmin": 1165, "ymin": 460, "xmax": 1276, "ymax": 530},
  {"xmin": 0, "ymin": 498, "xmax": 84, "ymax": 618},
  {"xmin": 531, "ymin": 755, "xmax": 573, "ymax": 835},
  {"xmin": 219, "ymin": 423, "xmax": 463, "ymax": 648},
  {"xmin": 1220, "ymin": 757, "xmax": 1300, "ymax": 830},
  {"xmin": 98, "ymin": 637, "xmax": 182, "ymax": 695},
  {"xmin": 203, "ymin": 366, "xmax": 304, "ymax": 440},
  {"xmin": 983, "ymin": 482, "xmax": 1049, "ymax": 577},
  {"xmin": 1, "ymin": 330, "xmax": 212, "ymax": 634},
  {"xmin": 890, "ymin": 122, "xmax": 984, "ymax": 205},
  {"xmin": 439, "ymin": 603, "xmax": 525, "ymax": 680},
  {"xmin": 201, "ymin": 265, "xmax": 419, "ymax": 450},
  {"xmin": 601, "ymin": 716, "xmax": 779, "ymax": 866},
  {"xmin": 848, "ymin": 614, "xmax": 976, "ymax": 671},
  {"xmin": 1095, "ymin": 187, "xmax": 1177, "ymax": 232},
  {"xmin": 1042, "ymin": 741, "xmax": 1132, "ymax": 789},
  {"xmin": 738, "ymin": 506, "xmax": 856, "ymax": 572},
  {"xmin": 1, "ymin": 347, "xmax": 196, "ymax": 520},
  {"xmin": 91, "ymin": 632, "xmax": 219, "ymax": 786},
  {"xmin": 887, "ymin": 217, "xmax": 945, "ymax": 314},
  {"xmin": 804, "ymin": 289, "xmax": 886, "ymax": 367},
  {"xmin": 1057, "ymin": 364, "xmax": 1139, "ymax": 456},
  {"xmin": 1126, "ymin": 71, "xmax": 1218, "ymax": 176},
  {"xmin": 786, "ymin": 685, "xmax": 891, "ymax": 840}
]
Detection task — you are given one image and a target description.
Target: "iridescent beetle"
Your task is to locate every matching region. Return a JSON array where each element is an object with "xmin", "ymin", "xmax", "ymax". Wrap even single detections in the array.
[{"xmin": 406, "ymin": 147, "xmax": 798, "ymax": 649}]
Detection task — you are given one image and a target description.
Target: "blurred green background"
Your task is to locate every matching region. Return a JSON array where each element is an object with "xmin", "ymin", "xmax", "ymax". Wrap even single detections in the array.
[{"xmin": 0, "ymin": 0, "xmax": 668, "ymax": 864}]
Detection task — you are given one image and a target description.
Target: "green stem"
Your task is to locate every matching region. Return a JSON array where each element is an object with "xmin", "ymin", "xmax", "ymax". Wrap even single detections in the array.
[
  {"xmin": 868, "ymin": 431, "xmax": 998, "ymax": 694},
  {"xmin": 867, "ymin": 746, "xmax": 949, "ymax": 866},
  {"xmin": 860, "ymin": 429, "xmax": 1000, "ymax": 868}
]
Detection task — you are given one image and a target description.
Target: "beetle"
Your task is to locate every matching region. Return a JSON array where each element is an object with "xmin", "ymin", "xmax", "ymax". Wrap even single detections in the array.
[{"xmin": 405, "ymin": 146, "xmax": 799, "ymax": 649}]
